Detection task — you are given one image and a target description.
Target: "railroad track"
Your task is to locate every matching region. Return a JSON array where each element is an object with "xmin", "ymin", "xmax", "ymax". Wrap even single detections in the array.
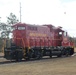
[
  {"xmin": 0, "ymin": 52, "xmax": 76, "ymax": 65},
  {"xmin": 0, "ymin": 55, "xmax": 74, "ymax": 65}
]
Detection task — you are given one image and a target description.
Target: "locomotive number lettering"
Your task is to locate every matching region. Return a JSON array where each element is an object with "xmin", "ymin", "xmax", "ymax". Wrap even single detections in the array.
[{"xmin": 29, "ymin": 33, "xmax": 47, "ymax": 37}]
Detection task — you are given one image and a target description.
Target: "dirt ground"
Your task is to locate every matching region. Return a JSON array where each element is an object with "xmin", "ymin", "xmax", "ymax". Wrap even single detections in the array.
[
  {"xmin": 0, "ymin": 48, "xmax": 75, "ymax": 75},
  {"xmin": 0, "ymin": 53, "xmax": 76, "ymax": 75}
]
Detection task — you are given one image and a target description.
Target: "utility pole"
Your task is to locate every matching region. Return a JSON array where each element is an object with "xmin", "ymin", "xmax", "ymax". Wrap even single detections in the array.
[
  {"xmin": 20, "ymin": 2, "xmax": 22, "ymax": 22},
  {"xmin": 0, "ymin": 17, "xmax": 1, "ymax": 22},
  {"xmin": 0, "ymin": 17, "xmax": 1, "ymax": 25}
]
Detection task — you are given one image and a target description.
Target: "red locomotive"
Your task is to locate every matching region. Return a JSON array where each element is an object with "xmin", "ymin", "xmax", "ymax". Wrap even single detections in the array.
[{"xmin": 4, "ymin": 23, "xmax": 74, "ymax": 61}]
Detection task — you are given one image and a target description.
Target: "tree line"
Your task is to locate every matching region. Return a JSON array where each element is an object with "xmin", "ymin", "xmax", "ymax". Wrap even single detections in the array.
[
  {"xmin": 0, "ymin": 13, "xmax": 19, "ymax": 52},
  {"xmin": 0, "ymin": 13, "xmax": 19, "ymax": 38}
]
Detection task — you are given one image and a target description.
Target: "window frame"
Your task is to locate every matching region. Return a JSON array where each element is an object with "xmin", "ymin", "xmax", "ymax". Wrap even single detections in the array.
[
  {"xmin": 28, "ymin": 26, "xmax": 37, "ymax": 31},
  {"xmin": 17, "ymin": 26, "xmax": 25, "ymax": 30}
]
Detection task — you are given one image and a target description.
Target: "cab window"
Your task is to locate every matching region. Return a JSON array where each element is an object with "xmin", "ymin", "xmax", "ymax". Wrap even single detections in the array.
[
  {"xmin": 28, "ymin": 26, "xmax": 37, "ymax": 31},
  {"xmin": 64, "ymin": 32, "xmax": 67, "ymax": 36},
  {"xmin": 59, "ymin": 32, "xmax": 62, "ymax": 35},
  {"xmin": 18, "ymin": 26, "xmax": 25, "ymax": 30}
]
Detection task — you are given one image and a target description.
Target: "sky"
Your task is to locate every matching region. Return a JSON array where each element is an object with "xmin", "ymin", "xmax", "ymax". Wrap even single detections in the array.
[{"xmin": 0, "ymin": 0, "xmax": 76, "ymax": 37}]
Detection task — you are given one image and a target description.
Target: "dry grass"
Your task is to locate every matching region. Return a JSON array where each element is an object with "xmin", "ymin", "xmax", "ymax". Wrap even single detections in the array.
[
  {"xmin": 0, "ymin": 55, "xmax": 76, "ymax": 75},
  {"xmin": 74, "ymin": 47, "xmax": 76, "ymax": 52}
]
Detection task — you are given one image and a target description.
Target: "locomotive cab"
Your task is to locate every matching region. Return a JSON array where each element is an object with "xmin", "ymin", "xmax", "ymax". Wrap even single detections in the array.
[
  {"xmin": 53, "ymin": 27, "xmax": 64, "ymax": 46},
  {"xmin": 12, "ymin": 23, "xmax": 26, "ymax": 48}
]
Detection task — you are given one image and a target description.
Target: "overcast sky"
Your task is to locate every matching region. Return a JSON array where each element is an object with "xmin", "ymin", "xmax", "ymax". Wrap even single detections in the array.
[{"xmin": 0, "ymin": 0, "xmax": 76, "ymax": 37}]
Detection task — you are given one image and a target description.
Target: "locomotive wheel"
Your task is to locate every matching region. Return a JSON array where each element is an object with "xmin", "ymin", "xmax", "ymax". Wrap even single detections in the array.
[
  {"xmin": 25, "ymin": 57, "xmax": 30, "ymax": 61},
  {"xmin": 50, "ymin": 55, "xmax": 52, "ymax": 58},
  {"xmin": 35, "ymin": 50, "xmax": 43, "ymax": 60},
  {"xmin": 16, "ymin": 58, "xmax": 22, "ymax": 62},
  {"xmin": 25, "ymin": 50, "xmax": 34, "ymax": 60},
  {"xmin": 49, "ymin": 51, "xmax": 52, "ymax": 58},
  {"xmin": 28, "ymin": 50, "xmax": 34, "ymax": 60},
  {"xmin": 57, "ymin": 54, "xmax": 62, "ymax": 57},
  {"xmin": 65, "ymin": 50, "xmax": 70, "ymax": 57},
  {"xmin": 15, "ymin": 51, "xmax": 23, "ymax": 62}
]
